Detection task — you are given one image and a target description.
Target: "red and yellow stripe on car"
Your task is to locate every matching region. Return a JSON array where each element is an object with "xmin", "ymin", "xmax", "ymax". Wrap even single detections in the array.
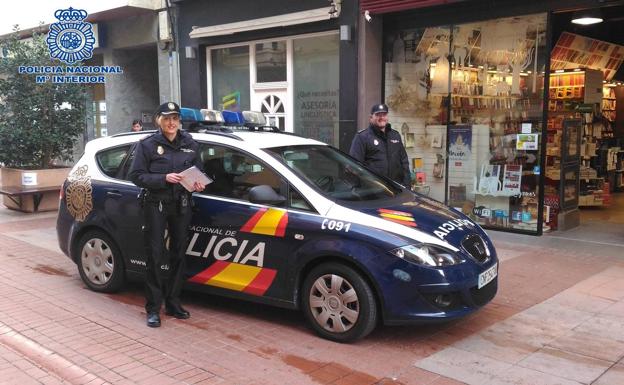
[
  {"xmin": 378, "ymin": 208, "xmax": 417, "ymax": 227},
  {"xmin": 240, "ymin": 207, "xmax": 288, "ymax": 237},
  {"xmin": 188, "ymin": 261, "xmax": 277, "ymax": 296}
]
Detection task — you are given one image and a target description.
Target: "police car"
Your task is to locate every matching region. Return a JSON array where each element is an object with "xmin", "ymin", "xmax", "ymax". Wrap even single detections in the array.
[{"xmin": 56, "ymin": 109, "xmax": 498, "ymax": 342}]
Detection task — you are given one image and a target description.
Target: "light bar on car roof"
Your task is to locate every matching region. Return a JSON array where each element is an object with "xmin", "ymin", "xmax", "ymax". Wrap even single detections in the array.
[
  {"xmin": 242, "ymin": 111, "xmax": 267, "ymax": 127},
  {"xmin": 222, "ymin": 110, "xmax": 245, "ymax": 125},
  {"xmin": 180, "ymin": 107, "xmax": 203, "ymax": 122},
  {"xmin": 200, "ymin": 109, "xmax": 224, "ymax": 123}
]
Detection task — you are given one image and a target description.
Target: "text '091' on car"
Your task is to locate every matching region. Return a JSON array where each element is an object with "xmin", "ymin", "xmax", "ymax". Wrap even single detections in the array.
[{"xmin": 56, "ymin": 109, "xmax": 498, "ymax": 342}]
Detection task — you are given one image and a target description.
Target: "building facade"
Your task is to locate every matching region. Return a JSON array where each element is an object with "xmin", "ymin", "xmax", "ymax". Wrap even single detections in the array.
[
  {"xmin": 175, "ymin": 0, "xmax": 359, "ymax": 151},
  {"xmin": 173, "ymin": 0, "xmax": 624, "ymax": 236},
  {"xmin": 358, "ymin": 0, "xmax": 624, "ymax": 235}
]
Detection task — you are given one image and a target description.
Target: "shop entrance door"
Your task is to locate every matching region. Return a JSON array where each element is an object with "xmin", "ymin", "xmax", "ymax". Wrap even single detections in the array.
[{"xmin": 252, "ymin": 87, "xmax": 289, "ymax": 131}]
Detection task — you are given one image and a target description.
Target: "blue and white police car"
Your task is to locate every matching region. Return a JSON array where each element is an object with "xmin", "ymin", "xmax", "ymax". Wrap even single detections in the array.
[{"xmin": 56, "ymin": 110, "xmax": 498, "ymax": 342}]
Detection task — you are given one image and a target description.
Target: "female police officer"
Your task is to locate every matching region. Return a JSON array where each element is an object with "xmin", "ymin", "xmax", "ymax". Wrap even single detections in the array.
[{"xmin": 129, "ymin": 102, "xmax": 205, "ymax": 328}]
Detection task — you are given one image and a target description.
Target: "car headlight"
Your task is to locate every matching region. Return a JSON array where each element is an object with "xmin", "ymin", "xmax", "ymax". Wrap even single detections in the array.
[{"xmin": 390, "ymin": 244, "xmax": 464, "ymax": 267}]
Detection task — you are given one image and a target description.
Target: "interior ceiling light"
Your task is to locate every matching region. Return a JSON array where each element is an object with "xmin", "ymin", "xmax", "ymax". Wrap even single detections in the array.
[{"xmin": 571, "ymin": 9, "xmax": 603, "ymax": 25}]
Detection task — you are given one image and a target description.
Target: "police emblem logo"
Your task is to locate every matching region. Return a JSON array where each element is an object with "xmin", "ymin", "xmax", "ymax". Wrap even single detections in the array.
[
  {"xmin": 46, "ymin": 7, "xmax": 96, "ymax": 64},
  {"xmin": 168, "ymin": 102, "xmax": 175, "ymax": 110},
  {"xmin": 66, "ymin": 165, "xmax": 93, "ymax": 222},
  {"xmin": 157, "ymin": 145, "xmax": 164, "ymax": 155}
]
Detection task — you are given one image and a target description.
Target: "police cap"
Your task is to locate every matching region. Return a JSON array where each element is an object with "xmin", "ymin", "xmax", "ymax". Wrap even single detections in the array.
[
  {"xmin": 155, "ymin": 102, "xmax": 180, "ymax": 116},
  {"xmin": 370, "ymin": 103, "xmax": 389, "ymax": 115}
]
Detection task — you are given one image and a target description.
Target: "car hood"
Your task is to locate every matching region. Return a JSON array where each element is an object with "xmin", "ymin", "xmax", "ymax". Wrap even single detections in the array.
[{"xmin": 356, "ymin": 195, "xmax": 483, "ymax": 247}]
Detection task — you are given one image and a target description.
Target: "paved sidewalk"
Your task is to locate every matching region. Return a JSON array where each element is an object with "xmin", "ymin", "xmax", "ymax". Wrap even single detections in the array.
[{"xmin": 0, "ymin": 205, "xmax": 623, "ymax": 385}]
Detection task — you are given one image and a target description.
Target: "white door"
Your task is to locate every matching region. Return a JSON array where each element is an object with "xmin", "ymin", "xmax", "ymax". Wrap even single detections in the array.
[{"xmin": 252, "ymin": 88, "xmax": 288, "ymax": 130}]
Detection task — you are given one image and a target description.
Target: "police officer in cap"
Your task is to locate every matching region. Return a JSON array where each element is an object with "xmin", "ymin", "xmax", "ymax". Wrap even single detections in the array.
[
  {"xmin": 129, "ymin": 102, "xmax": 206, "ymax": 328},
  {"xmin": 349, "ymin": 103, "xmax": 411, "ymax": 186}
]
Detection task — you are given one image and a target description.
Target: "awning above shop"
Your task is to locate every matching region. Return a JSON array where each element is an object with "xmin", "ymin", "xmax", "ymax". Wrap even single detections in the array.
[
  {"xmin": 360, "ymin": 0, "xmax": 465, "ymax": 15},
  {"xmin": 189, "ymin": 7, "xmax": 333, "ymax": 39}
]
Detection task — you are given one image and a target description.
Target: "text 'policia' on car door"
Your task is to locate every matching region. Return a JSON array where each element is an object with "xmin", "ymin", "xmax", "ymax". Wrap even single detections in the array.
[{"xmin": 186, "ymin": 143, "xmax": 299, "ymax": 301}]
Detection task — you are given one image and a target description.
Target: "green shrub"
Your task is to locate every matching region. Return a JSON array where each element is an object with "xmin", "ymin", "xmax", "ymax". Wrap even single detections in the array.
[{"xmin": 0, "ymin": 27, "xmax": 86, "ymax": 169}]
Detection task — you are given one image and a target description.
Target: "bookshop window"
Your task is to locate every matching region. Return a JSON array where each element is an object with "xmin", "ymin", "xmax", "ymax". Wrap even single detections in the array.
[
  {"xmin": 450, "ymin": 14, "xmax": 547, "ymax": 233},
  {"xmin": 385, "ymin": 13, "xmax": 547, "ymax": 233},
  {"xmin": 383, "ymin": 25, "xmax": 452, "ymax": 202}
]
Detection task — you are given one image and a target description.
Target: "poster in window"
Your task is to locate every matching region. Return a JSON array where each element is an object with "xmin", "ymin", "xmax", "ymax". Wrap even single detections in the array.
[
  {"xmin": 562, "ymin": 119, "xmax": 581, "ymax": 164},
  {"xmin": 502, "ymin": 164, "xmax": 522, "ymax": 195},
  {"xmin": 478, "ymin": 164, "xmax": 502, "ymax": 195},
  {"xmin": 516, "ymin": 134, "xmax": 539, "ymax": 150},
  {"xmin": 448, "ymin": 125, "xmax": 472, "ymax": 161}
]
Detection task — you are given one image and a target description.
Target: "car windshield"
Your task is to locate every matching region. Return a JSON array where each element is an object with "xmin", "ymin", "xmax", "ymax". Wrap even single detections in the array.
[{"xmin": 267, "ymin": 145, "xmax": 402, "ymax": 201}]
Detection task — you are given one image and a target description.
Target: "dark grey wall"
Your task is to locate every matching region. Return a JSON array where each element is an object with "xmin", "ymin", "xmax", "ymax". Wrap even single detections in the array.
[
  {"xmin": 104, "ymin": 47, "xmax": 159, "ymax": 135},
  {"xmin": 337, "ymin": 0, "xmax": 360, "ymax": 151},
  {"xmin": 357, "ymin": 14, "xmax": 382, "ymax": 130}
]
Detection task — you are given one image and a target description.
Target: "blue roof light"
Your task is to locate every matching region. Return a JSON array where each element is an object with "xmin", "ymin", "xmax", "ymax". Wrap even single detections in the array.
[
  {"xmin": 222, "ymin": 110, "xmax": 245, "ymax": 125},
  {"xmin": 180, "ymin": 108, "xmax": 203, "ymax": 122}
]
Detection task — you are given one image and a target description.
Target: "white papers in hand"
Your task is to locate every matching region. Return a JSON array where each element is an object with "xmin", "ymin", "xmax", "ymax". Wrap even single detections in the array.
[{"xmin": 179, "ymin": 166, "xmax": 213, "ymax": 192}]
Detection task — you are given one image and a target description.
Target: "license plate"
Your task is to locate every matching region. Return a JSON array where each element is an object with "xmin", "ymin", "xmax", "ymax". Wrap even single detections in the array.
[{"xmin": 478, "ymin": 263, "xmax": 498, "ymax": 289}]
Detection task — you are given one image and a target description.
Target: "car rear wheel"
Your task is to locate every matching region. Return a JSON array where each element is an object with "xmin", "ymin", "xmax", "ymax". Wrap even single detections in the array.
[
  {"xmin": 75, "ymin": 230, "xmax": 125, "ymax": 292},
  {"xmin": 302, "ymin": 262, "xmax": 377, "ymax": 342}
]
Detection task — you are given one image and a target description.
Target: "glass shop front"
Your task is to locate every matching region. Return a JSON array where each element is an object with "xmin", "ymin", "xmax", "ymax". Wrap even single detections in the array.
[{"xmin": 383, "ymin": 13, "xmax": 549, "ymax": 234}]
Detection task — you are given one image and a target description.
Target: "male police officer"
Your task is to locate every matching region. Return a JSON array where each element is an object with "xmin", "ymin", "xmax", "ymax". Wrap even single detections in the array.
[
  {"xmin": 349, "ymin": 103, "xmax": 411, "ymax": 187},
  {"xmin": 128, "ymin": 102, "xmax": 205, "ymax": 328}
]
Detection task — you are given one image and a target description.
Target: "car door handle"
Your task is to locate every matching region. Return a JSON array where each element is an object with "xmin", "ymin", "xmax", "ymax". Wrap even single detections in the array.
[{"xmin": 106, "ymin": 190, "xmax": 122, "ymax": 198}]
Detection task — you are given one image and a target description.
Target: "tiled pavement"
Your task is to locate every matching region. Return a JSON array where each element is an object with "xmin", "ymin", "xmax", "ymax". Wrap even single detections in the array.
[{"xmin": 0, "ymin": 206, "xmax": 623, "ymax": 385}]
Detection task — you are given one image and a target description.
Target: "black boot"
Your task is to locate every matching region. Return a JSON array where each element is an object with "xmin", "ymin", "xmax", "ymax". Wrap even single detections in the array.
[
  {"xmin": 146, "ymin": 312, "xmax": 161, "ymax": 327},
  {"xmin": 165, "ymin": 304, "xmax": 190, "ymax": 319}
]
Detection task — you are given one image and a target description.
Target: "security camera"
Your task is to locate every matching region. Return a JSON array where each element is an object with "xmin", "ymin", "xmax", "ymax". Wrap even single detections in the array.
[{"xmin": 364, "ymin": 10, "xmax": 372, "ymax": 23}]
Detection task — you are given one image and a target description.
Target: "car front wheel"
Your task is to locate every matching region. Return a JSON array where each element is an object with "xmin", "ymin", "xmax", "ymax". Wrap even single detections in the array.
[
  {"xmin": 302, "ymin": 262, "xmax": 377, "ymax": 342},
  {"xmin": 75, "ymin": 230, "xmax": 125, "ymax": 292}
]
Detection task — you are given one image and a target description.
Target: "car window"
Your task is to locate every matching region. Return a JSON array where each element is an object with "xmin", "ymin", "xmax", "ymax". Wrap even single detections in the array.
[
  {"xmin": 268, "ymin": 145, "xmax": 402, "ymax": 201},
  {"xmin": 198, "ymin": 143, "xmax": 284, "ymax": 204},
  {"xmin": 117, "ymin": 144, "xmax": 137, "ymax": 181},
  {"xmin": 96, "ymin": 145, "xmax": 132, "ymax": 179},
  {"xmin": 289, "ymin": 187, "xmax": 313, "ymax": 211}
]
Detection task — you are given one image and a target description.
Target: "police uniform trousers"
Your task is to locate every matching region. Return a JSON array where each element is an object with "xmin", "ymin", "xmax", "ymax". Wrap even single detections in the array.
[{"xmin": 143, "ymin": 200, "xmax": 192, "ymax": 313}]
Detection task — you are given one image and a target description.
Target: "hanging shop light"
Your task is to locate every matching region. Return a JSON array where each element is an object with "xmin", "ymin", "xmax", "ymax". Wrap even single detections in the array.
[{"xmin": 571, "ymin": 8, "xmax": 603, "ymax": 25}]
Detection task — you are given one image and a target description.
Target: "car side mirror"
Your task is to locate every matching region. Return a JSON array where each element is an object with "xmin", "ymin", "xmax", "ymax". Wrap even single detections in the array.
[{"xmin": 248, "ymin": 185, "xmax": 286, "ymax": 205}]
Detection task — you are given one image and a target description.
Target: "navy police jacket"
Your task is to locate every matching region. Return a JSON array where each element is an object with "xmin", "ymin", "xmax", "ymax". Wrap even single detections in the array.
[
  {"xmin": 349, "ymin": 124, "xmax": 411, "ymax": 186},
  {"xmin": 128, "ymin": 130, "xmax": 203, "ymax": 203}
]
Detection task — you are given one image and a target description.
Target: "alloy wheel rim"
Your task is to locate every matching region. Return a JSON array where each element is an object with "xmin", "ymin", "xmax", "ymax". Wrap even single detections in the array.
[
  {"xmin": 309, "ymin": 273, "xmax": 360, "ymax": 333},
  {"xmin": 81, "ymin": 238, "xmax": 114, "ymax": 285}
]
